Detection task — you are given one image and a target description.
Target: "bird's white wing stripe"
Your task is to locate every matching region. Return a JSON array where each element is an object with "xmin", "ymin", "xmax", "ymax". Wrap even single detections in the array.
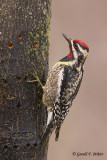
[
  {"xmin": 47, "ymin": 111, "xmax": 53, "ymax": 125},
  {"xmin": 57, "ymin": 68, "xmax": 64, "ymax": 100}
]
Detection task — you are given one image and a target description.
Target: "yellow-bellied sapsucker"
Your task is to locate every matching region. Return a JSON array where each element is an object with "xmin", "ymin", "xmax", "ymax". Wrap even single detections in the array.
[{"xmin": 43, "ymin": 34, "xmax": 89, "ymax": 141}]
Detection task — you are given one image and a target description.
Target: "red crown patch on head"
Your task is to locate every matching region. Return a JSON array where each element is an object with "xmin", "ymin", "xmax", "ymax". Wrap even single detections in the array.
[{"xmin": 73, "ymin": 40, "xmax": 89, "ymax": 49}]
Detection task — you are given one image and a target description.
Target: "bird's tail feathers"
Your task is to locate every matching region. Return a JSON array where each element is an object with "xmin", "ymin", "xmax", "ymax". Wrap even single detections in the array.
[{"xmin": 55, "ymin": 123, "xmax": 61, "ymax": 141}]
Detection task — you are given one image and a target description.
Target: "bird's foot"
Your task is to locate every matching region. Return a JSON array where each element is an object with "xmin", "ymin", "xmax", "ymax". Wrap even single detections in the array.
[{"xmin": 27, "ymin": 71, "xmax": 44, "ymax": 89}]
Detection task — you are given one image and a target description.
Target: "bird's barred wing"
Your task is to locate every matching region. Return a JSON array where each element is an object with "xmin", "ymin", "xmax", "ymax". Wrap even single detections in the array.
[
  {"xmin": 54, "ymin": 66, "xmax": 83, "ymax": 140},
  {"xmin": 59, "ymin": 66, "xmax": 83, "ymax": 117}
]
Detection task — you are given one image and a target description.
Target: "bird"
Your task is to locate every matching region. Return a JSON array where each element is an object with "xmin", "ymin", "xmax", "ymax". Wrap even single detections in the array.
[
  {"xmin": 30, "ymin": 34, "xmax": 89, "ymax": 141},
  {"xmin": 42, "ymin": 34, "xmax": 89, "ymax": 141}
]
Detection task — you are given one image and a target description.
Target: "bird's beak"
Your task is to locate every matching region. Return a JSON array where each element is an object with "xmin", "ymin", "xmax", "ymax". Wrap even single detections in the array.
[{"xmin": 62, "ymin": 33, "xmax": 72, "ymax": 44}]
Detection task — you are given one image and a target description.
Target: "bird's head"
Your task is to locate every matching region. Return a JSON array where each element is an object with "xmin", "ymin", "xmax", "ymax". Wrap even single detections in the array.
[{"xmin": 63, "ymin": 34, "xmax": 89, "ymax": 65}]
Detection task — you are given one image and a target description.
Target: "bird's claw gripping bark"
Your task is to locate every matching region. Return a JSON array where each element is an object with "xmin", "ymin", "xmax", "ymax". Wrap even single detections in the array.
[{"xmin": 27, "ymin": 71, "xmax": 44, "ymax": 89}]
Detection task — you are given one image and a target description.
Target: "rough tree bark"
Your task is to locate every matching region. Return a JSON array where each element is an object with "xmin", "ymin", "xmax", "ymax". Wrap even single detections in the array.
[{"xmin": 0, "ymin": 0, "xmax": 51, "ymax": 160}]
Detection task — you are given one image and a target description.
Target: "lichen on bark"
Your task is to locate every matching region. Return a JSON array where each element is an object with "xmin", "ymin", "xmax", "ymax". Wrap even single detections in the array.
[{"xmin": 0, "ymin": 0, "xmax": 51, "ymax": 159}]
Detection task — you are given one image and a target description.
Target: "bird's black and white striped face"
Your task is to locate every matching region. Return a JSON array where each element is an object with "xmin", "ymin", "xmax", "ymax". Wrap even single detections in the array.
[
  {"xmin": 63, "ymin": 34, "xmax": 89, "ymax": 64},
  {"xmin": 73, "ymin": 39, "xmax": 89, "ymax": 63}
]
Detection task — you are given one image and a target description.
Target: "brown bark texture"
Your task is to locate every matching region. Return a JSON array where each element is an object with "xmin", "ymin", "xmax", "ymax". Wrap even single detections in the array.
[{"xmin": 0, "ymin": 0, "xmax": 51, "ymax": 159}]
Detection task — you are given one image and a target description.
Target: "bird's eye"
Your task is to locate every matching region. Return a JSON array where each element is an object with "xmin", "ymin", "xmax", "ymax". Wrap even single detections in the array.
[{"xmin": 74, "ymin": 43, "xmax": 78, "ymax": 50}]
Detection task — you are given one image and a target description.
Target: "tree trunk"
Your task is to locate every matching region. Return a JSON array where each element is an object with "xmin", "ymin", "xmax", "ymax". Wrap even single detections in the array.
[{"xmin": 0, "ymin": 0, "xmax": 51, "ymax": 159}]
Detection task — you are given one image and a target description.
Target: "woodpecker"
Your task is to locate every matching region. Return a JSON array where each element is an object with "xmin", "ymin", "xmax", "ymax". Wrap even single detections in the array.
[{"xmin": 43, "ymin": 34, "xmax": 89, "ymax": 141}]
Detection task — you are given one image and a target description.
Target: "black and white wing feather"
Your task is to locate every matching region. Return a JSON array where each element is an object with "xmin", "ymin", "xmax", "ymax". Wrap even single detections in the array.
[{"xmin": 54, "ymin": 65, "xmax": 83, "ymax": 140}]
